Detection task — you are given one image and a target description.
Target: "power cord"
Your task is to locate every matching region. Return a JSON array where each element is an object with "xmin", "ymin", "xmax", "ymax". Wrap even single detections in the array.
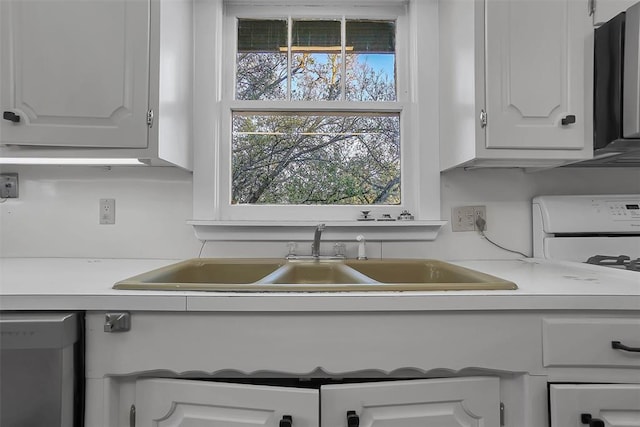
[
  {"xmin": 475, "ymin": 215, "xmax": 528, "ymax": 258},
  {"xmin": 198, "ymin": 240, "xmax": 207, "ymax": 258}
]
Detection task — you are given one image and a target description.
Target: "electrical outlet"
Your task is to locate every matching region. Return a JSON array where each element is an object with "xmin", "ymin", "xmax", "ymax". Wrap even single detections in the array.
[
  {"xmin": 452, "ymin": 205, "xmax": 486, "ymax": 232},
  {"xmin": 473, "ymin": 206, "xmax": 487, "ymax": 231},
  {"xmin": 99, "ymin": 199, "xmax": 116, "ymax": 224},
  {"xmin": 0, "ymin": 173, "xmax": 18, "ymax": 198}
]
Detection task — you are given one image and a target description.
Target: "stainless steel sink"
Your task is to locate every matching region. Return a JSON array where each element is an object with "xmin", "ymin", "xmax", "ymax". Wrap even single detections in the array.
[{"xmin": 113, "ymin": 258, "xmax": 517, "ymax": 292}]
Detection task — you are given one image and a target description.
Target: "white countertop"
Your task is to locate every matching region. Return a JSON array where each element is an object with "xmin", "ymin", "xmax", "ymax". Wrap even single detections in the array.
[{"xmin": 0, "ymin": 257, "xmax": 639, "ymax": 311}]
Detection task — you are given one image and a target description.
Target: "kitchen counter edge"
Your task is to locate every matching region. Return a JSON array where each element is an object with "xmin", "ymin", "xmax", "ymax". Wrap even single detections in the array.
[{"xmin": 1, "ymin": 257, "xmax": 639, "ymax": 312}]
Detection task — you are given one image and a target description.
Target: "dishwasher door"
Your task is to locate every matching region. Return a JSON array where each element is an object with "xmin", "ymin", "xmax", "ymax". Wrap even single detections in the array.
[{"xmin": 0, "ymin": 312, "xmax": 83, "ymax": 427}]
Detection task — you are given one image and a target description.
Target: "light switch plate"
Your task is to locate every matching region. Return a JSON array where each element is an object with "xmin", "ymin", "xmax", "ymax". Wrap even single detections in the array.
[
  {"xmin": 0, "ymin": 173, "xmax": 18, "ymax": 198},
  {"xmin": 452, "ymin": 206, "xmax": 476, "ymax": 232},
  {"xmin": 452, "ymin": 205, "xmax": 486, "ymax": 232}
]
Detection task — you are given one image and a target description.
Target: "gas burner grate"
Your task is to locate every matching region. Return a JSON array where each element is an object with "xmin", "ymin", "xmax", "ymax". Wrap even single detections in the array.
[
  {"xmin": 586, "ymin": 255, "xmax": 630, "ymax": 266},
  {"xmin": 586, "ymin": 255, "xmax": 640, "ymax": 271},
  {"xmin": 627, "ymin": 259, "xmax": 640, "ymax": 272}
]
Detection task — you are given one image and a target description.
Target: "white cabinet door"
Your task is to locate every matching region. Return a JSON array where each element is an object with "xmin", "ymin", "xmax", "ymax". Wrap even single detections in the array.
[
  {"xmin": 593, "ymin": 0, "xmax": 637, "ymax": 26},
  {"xmin": 439, "ymin": 0, "xmax": 593, "ymax": 170},
  {"xmin": 485, "ymin": 0, "xmax": 591, "ymax": 150},
  {"xmin": 550, "ymin": 384, "xmax": 640, "ymax": 427},
  {"xmin": 320, "ymin": 377, "xmax": 501, "ymax": 427},
  {"xmin": 0, "ymin": 0, "xmax": 149, "ymax": 148},
  {"xmin": 135, "ymin": 379, "xmax": 320, "ymax": 427}
]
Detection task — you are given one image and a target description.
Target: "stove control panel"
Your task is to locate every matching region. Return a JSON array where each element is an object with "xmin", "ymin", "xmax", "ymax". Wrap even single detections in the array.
[
  {"xmin": 533, "ymin": 195, "xmax": 640, "ymax": 234},
  {"xmin": 606, "ymin": 201, "xmax": 640, "ymax": 219}
]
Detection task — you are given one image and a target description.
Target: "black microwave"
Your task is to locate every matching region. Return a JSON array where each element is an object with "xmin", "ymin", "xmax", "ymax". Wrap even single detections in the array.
[{"xmin": 593, "ymin": 1, "xmax": 640, "ymax": 156}]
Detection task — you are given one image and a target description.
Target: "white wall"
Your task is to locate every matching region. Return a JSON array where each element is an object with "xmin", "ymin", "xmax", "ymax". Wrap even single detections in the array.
[
  {"xmin": 0, "ymin": 166, "xmax": 199, "ymax": 259},
  {"xmin": 417, "ymin": 167, "xmax": 640, "ymax": 260},
  {"xmin": 1, "ymin": 165, "xmax": 639, "ymax": 260}
]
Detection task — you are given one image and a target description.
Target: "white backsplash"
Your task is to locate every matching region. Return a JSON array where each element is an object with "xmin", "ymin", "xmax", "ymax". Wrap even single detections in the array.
[
  {"xmin": 0, "ymin": 166, "xmax": 199, "ymax": 259},
  {"xmin": 1, "ymin": 165, "xmax": 639, "ymax": 260}
]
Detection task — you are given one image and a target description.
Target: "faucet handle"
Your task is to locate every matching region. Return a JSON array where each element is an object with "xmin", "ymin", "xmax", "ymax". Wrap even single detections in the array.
[
  {"xmin": 356, "ymin": 235, "xmax": 367, "ymax": 260},
  {"xmin": 286, "ymin": 242, "xmax": 297, "ymax": 258}
]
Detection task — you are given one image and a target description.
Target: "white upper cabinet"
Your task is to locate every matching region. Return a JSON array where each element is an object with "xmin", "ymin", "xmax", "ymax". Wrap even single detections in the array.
[
  {"xmin": 485, "ymin": 0, "xmax": 587, "ymax": 150},
  {"xmin": 0, "ymin": 0, "xmax": 193, "ymax": 168},
  {"xmin": 592, "ymin": 0, "xmax": 638, "ymax": 26},
  {"xmin": 440, "ymin": 0, "xmax": 594, "ymax": 170},
  {"xmin": 0, "ymin": 0, "xmax": 149, "ymax": 148}
]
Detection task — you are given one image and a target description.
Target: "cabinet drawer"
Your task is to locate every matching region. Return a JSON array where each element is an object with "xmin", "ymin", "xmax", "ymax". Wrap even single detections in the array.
[
  {"xmin": 550, "ymin": 384, "xmax": 640, "ymax": 427},
  {"xmin": 543, "ymin": 318, "xmax": 640, "ymax": 368}
]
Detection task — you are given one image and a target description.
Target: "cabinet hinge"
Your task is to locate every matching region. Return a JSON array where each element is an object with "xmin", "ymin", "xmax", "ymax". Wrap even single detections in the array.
[
  {"xmin": 500, "ymin": 402, "xmax": 505, "ymax": 426},
  {"xmin": 130, "ymin": 404, "xmax": 136, "ymax": 427},
  {"xmin": 147, "ymin": 109, "xmax": 154, "ymax": 128},
  {"xmin": 588, "ymin": 0, "xmax": 595, "ymax": 16},
  {"xmin": 480, "ymin": 109, "xmax": 488, "ymax": 128}
]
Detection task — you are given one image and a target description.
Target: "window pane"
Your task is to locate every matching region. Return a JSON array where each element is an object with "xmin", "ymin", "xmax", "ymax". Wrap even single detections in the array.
[
  {"xmin": 346, "ymin": 20, "xmax": 396, "ymax": 101},
  {"xmin": 291, "ymin": 20, "xmax": 342, "ymax": 101},
  {"xmin": 232, "ymin": 112, "xmax": 400, "ymax": 205},
  {"xmin": 236, "ymin": 19, "xmax": 288, "ymax": 100}
]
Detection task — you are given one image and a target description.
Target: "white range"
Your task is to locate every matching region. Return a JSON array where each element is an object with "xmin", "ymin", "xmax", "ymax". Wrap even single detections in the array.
[{"xmin": 533, "ymin": 194, "xmax": 640, "ymax": 271}]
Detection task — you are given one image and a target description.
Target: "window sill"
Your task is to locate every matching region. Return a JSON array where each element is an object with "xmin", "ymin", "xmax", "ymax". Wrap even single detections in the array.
[{"xmin": 188, "ymin": 220, "xmax": 447, "ymax": 241}]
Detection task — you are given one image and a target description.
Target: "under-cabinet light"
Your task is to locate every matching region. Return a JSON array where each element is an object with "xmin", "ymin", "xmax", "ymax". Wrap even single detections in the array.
[{"xmin": 0, "ymin": 157, "xmax": 146, "ymax": 165}]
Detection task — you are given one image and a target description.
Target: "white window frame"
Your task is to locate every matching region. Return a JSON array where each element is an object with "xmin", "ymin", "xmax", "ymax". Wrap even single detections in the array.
[{"xmin": 191, "ymin": 0, "xmax": 442, "ymax": 240}]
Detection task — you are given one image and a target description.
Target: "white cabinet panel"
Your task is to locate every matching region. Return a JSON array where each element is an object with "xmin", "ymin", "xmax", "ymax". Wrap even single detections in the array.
[
  {"xmin": 320, "ymin": 377, "xmax": 501, "ymax": 427},
  {"xmin": 550, "ymin": 384, "xmax": 640, "ymax": 427},
  {"xmin": 485, "ymin": 0, "xmax": 585, "ymax": 150},
  {"xmin": 439, "ymin": 0, "xmax": 594, "ymax": 169},
  {"xmin": 0, "ymin": 0, "xmax": 150, "ymax": 148},
  {"xmin": 135, "ymin": 379, "xmax": 320, "ymax": 427},
  {"xmin": 134, "ymin": 377, "xmax": 500, "ymax": 427},
  {"xmin": 85, "ymin": 312, "xmax": 542, "ymax": 377},
  {"xmin": 543, "ymin": 318, "xmax": 640, "ymax": 368}
]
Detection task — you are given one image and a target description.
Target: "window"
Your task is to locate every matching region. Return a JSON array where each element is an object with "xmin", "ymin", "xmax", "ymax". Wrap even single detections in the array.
[
  {"xmin": 232, "ymin": 17, "xmax": 400, "ymax": 207},
  {"xmin": 232, "ymin": 112, "xmax": 400, "ymax": 205},
  {"xmin": 235, "ymin": 18, "xmax": 397, "ymax": 102},
  {"xmin": 192, "ymin": 0, "xmax": 441, "ymax": 230}
]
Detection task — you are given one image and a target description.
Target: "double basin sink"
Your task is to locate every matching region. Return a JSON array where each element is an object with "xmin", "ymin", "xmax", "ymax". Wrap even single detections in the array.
[{"xmin": 114, "ymin": 258, "xmax": 517, "ymax": 292}]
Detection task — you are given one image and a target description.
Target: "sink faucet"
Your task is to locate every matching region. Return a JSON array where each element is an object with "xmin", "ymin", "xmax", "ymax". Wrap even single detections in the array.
[{"xmin": 312, "ymin": 224, "xmax": 326, "ymax": 258}]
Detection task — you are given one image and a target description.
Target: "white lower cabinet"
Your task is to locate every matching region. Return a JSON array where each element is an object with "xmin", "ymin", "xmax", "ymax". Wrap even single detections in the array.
[
  {"xmin": 84, "ymin": 311, "xmax": 639, "ymax": 427},
  {"xmin": 135, "ymin": 379, "xmax": 320, "ymax": 427},
  {"xmin": 134, "ymin": 377, "xmax": 500, "ymax": 427},
  {"xmin": 542, "ymin": 318, "xmax": 640, "ymax": 368},
  {"xmin": 544, "ymin": 317, "xmax": 640, "ymax": 427},
  {"xmin": 550, "ymin": 384, "xmax": 640, "ymax": 427},
  {"xmin": 320, "ymin": 377, "xmax": 500, "ymax": 427}
]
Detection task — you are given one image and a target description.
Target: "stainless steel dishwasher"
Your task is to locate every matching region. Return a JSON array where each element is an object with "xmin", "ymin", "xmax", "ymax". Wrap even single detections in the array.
[{"xmin": 0, "ymin": 312, "xmax": 83, "ymax": 427}]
